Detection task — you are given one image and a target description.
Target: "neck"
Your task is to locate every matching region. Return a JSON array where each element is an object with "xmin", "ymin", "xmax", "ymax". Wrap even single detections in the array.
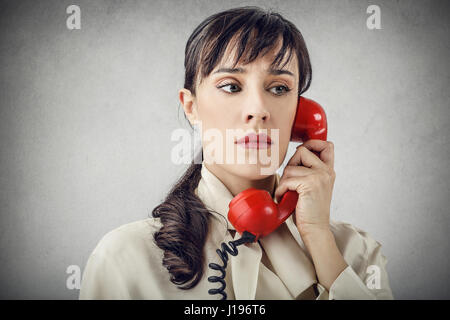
[{"xmin": 204, "ymin": 163, "xmax": 277, "ymax": 197}]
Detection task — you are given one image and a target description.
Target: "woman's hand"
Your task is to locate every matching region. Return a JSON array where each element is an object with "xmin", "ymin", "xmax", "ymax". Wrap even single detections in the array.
[
  {"xmin": 274, "ymin": 139, "xmax": 336, "ymax": 238},
  {"xmin": 274, "ymin": 139, "xmax": 347, "ymax": 291}
]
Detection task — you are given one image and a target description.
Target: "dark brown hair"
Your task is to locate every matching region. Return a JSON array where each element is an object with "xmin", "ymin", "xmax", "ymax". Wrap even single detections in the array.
[{"xmin": 152, "ymin": 5, "xmax": 312, "ymax": 290}]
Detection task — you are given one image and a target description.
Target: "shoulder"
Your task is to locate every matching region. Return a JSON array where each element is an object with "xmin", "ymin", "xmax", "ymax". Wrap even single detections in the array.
[
  {"xmin": 330, "ymin": 219, "xmax": 383, "ymax": 252},
  {"xmin": 90, "ymin": 217, "xmax": 163, "ymax": 261},
  {"xmin": 329, "ymin": 220, "xmax": 384, "ymax": 271},
  {"xmin": 80, "ymin": 217, "xmax": 166, "ymax": 299},
  {"xmin": 330, "ymin": 219, "xmax": 382, "ymax": 245}
]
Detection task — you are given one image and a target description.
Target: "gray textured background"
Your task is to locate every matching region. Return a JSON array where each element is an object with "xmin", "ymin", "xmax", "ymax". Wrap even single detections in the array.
[{"xmin": 0, "ymin": 0, "xmax": 449, "ymax": 299}]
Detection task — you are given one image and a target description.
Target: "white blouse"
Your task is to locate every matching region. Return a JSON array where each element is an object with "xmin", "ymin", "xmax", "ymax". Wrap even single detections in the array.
[{"xmin": 79, "ymin": 162, "xmax": 394, "ymax": 300}]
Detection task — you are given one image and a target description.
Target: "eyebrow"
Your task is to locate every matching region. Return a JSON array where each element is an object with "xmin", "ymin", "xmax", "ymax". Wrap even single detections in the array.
[{"xmin": 213, "ymin": 67, "xmax": 295, "ymax": 77}]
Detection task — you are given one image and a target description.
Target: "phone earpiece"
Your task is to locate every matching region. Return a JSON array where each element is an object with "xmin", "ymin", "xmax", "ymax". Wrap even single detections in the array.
[{"xmin": 290, "ymin": 96, "xmax": 327, "ymax": 143}]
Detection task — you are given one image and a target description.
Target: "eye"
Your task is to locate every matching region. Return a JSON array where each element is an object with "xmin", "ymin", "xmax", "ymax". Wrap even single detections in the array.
[
  {"xmin": 217, "ymin": 82, "xmax": 241, "ymax": 94},
  {"xmin": 270, "ymin": 85, "xmax": 291, "ymax": 96},
  {"xmin": 216, "ymin": 82, "xmax": 292, "ymax": 96}
]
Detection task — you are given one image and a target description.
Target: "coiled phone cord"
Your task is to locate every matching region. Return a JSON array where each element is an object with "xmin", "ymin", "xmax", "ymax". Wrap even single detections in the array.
[{"xmin": 207, "ymin": 231, "xmax": 256, "ymax": 300}]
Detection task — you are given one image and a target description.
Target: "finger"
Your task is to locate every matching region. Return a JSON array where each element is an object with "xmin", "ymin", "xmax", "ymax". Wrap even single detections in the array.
[
  {"xmin": 300, "ymin": 140, "xmax": 335, "ymax": 169},
  {"xmin": 282, "ymin": 165, "xmax": 314, "ymax": 180},
  {"xmin": 276, "ymin": 166, "xmax": 313, "ymax": 202},
  {"xmin": 274, "ymin": 176, "xmax": 312, "ymax": 202},
  {"xmin": 287, "ymin": 144, "xmax": 328, "ymax": 171}
]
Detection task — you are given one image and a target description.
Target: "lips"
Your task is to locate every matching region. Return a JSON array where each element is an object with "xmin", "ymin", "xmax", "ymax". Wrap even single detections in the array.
[{"xmin": 235, "ymin": 132, "xmax": 272, "ymax": 145}]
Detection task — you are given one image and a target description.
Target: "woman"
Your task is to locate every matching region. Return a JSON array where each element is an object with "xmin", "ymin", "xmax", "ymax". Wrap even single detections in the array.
[{"xmin": 79, "ymin": 6, "xmax": 394, "ymax": 300}]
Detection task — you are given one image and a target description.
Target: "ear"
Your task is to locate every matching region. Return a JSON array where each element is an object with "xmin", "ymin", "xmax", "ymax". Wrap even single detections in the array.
[{"xmin": 179, "ymin": 88, "xmax": 199, "ymax": 126}]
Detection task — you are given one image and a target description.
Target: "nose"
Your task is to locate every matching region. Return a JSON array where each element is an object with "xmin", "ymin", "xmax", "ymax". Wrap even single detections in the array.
[
  {"xmin": 246, "ymin": 110, "xmax": 269, "ymax": 122},
  {"xmin": 242, "ymin": 95, "xmax": 270, "ymax": 124}
]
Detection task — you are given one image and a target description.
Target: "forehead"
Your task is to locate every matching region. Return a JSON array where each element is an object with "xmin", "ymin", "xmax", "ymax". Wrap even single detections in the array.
[{"xmin": 214, "ymin": 35, "xmax": 298, "ymax": 73}]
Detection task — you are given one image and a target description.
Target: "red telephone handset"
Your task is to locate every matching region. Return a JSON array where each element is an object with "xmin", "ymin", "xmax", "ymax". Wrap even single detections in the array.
[{"xmin": 227, "ymin": 96, "xmax": 328, "ymax": 241}]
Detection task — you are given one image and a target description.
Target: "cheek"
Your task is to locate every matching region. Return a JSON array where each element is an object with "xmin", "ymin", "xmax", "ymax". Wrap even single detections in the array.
[
  {"xmin": 272, "ymin": 108, "xmax": 296, "ymax": 158},
  {"xmin": 273, "ymin": 109, "xmax": 296, "ymax": 139},
  {"xmin": 277, "ymin": 127, "xmax": 291, "ymax": 152},
  {"xmin": 198, "ymin": 92, "xmax": 233, "ymax": 123},
  {"xmin": 198, "ymin": 112, "xmax": 234, "ymax": 152}
]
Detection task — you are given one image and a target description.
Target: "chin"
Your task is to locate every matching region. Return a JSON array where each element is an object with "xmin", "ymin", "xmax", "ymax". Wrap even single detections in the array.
[{"xmin": 227, "ymin": 163, "xmax": 278, "ymax": 180}]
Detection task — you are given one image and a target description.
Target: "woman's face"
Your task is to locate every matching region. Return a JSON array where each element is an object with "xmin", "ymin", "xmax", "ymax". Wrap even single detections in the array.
[{"xmin": 181, "ymin": 40, "xmax": 299, "ymax": 180}]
